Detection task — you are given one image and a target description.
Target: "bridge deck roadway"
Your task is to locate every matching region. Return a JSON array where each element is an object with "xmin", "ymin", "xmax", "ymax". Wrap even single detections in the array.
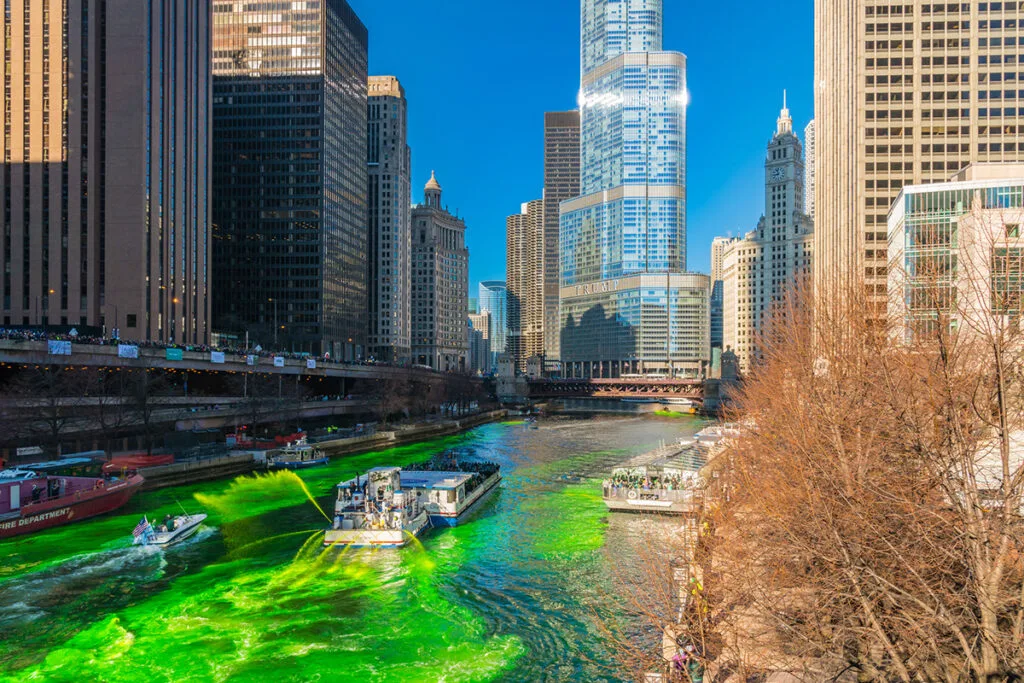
[
  {"xmin": 528, "ymin": 378, "xmax": 706, "ymax": 401},
  {"xmin": 0, "ymin": 340, "xmax": 443, "ymax": 382}
]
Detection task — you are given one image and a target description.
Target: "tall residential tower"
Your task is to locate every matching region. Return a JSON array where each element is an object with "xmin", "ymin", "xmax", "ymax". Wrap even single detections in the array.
[
  {"xmin": 542, "ymin": 111, "xmax": 580, "ymax": 369},
  {"xmin": 506, "ymin": 199, "xmax": 544, "ymax": 372},
  {"xmin": 814, "ymin": 1, "xmax": 1024, "ymax": 309},
  {"xmin": 211, "ymin": 0, "xmax": 368, "ymax": 358},
  {"xmin": 561, "ymin": 0, "xmax": 705, "ymax": 379},
  {"xmin": 367, "ymin": 76, "xmax": 412, "ymax": 363},
  {"xmin": 1, "ymin": 0, "xmax": 212, "ymax": 342}
]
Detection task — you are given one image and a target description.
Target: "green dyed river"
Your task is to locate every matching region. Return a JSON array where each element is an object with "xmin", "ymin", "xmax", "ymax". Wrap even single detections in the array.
[{"xmin": 0, "ymin": 415, "xmax": 703, "ymax": 682}]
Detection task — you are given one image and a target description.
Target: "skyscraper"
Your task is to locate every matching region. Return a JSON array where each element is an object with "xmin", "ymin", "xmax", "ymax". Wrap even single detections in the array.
[
  {"xmin": 506, "ymin": 199, "xmax": 544, "ymax": 372},
  {"xmin": 478, "ymin": 281, "xmax": 507, "ymax": 371},
  {"xmin": 468, "ymin": 311, "xmax": 491, "ymax": 375},
  {"xmin": 211, "ymin": 0, "xmax": 368, "ymax": 359},
  {"xmin": 1, "ymin": 0, "xmax": 211, "ymax": 343},
  {"xmin": 721, "ymin": 100, "xmax": 814, "ymax": 371},
  {"xmin": 804, "ymin": 119, "xmax": 816, "ymax": 222},
  {"xmin": 561, "ymin": 0, "xmax": 700, "ymax": 379},
  {"xmin": 814, "ymin": 1, "xmax": 1024, "ymax": 308},
  {"xmin": 710, "ymin": 236, "xmax": 738, "ymax": 350},
  {"xmin": 542, "ymin": 111, "xmax": 581, "ymax": 368},
  {"xmin": 410, "ymin": 173, "xmax": 469, "ymax": 372},
  {"xmin": 367, "ymin": 76, "xmax": 412, "ymax": 363}
]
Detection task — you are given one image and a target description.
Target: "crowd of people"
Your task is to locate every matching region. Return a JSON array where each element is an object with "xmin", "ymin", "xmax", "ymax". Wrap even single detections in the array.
[
  {"xmin": 603, "ymin": 469, "xmax": 691, "ymax": 494},
  {"xmin": 0, "ymin": 327, "xmax": 419, "ymax": 370}
]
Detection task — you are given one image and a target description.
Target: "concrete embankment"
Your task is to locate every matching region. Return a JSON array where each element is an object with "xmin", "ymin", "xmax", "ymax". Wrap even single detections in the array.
[
  {"xmin": 139, "ymin": 452, "xmax": 259, "ymax": 491},
  {"xmin": 316, "ymin": 409, "xmax": 507, "ymax": 457},
  {"xmin": 135, "ymin": 409, "xmax": 508, "ymax": 489}
]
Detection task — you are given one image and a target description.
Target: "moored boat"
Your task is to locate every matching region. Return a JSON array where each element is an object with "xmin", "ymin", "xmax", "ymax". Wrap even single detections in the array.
[
  {"xmin": 266, "ymin": 437, "xmax": 329, "ymax": 470},
  {"xmin": 133, "ymin": 512, "xmax": 209, "ymax": 547},
  {"xmin": 325, "ymin": 467, "xmax": 430, "ymax": 548},
  {"xmin": 0, "ymin": 469, "xmax": 145, "ymax": 539}
]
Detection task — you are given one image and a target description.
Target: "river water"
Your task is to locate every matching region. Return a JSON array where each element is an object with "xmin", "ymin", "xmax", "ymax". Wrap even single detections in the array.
[{"xmin": 0, "ymin": 415, "xmax": 704, "ymax": 682}]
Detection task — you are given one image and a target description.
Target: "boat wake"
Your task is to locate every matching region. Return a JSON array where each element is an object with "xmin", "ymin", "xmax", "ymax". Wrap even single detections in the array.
[{"xmin": 0, "ymin": 545, "xmax": 169, "ymax": 628}]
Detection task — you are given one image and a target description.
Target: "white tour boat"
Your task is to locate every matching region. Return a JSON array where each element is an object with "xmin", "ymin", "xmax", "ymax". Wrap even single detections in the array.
[
  {"xmin": 325, "ymin": 467, "xmax": 430, "ymax": 549},
  {"xmin": 399, "ymin": 459, "xmax": 501, "ymax": 527}
]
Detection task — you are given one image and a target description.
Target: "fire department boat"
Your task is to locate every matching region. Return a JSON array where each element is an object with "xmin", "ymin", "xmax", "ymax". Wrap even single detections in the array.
[
  {"xmin": 325, "ymin": 467, "xmax": 430, "ymax": 548},
  {"xmin": 0, "ymin": 468, "xmax": 145, "ymax": 539},
  {"xmin": 325, "ymin": 458, "xmax": 502, "ymax": 548}
]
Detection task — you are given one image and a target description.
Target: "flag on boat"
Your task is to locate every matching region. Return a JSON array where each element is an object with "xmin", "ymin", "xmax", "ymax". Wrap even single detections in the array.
[{"xmin": 133, "ymin": 517, "xmax": 151, "ymax": 539}]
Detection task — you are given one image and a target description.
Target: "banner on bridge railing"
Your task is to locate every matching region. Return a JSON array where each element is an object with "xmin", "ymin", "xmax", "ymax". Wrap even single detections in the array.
[
  {"xmin": 306, "ymin": 359, "xmax": 316, "ymax": 369},
  {"xmin": 273, "ymin": 356, "xmax": 285, "ymax": 368},
  {"xmin": 246, "ymin": 355, "xmax": 257, "ymax": 366},
  {"xmin": 117, "ymin": 344, "xmax": 139, "ymax": 359},
  {"xmin": 47, "ymin": 340, "xmax": 72, "ymax": 356},
  {"xmin": 165, "ymin": 348, "xmax": 184, "ymax": 361},
  {"xmin": 210, "ymin": 351, "xmax": 226, "ymax": 364}
]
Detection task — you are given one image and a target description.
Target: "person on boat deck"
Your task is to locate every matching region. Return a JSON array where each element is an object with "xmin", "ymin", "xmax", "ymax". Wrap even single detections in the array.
[{"xmin": 164, "ymin": 514, "xmax": 175, "ymax": 532}]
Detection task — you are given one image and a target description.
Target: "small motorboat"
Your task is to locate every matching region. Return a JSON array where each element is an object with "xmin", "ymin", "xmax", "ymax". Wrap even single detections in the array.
[{"xmin": 133, "ymin": 512, "xmax": 208, "ymax": 547}]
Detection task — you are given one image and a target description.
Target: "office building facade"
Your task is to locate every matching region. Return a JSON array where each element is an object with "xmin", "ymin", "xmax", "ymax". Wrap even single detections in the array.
[
  {"xmin": 211, "ymin": 0, "xmax": 368, "ymax": 358},
  {"xmin": 721, "ymin": 101, "xmax": 814, "ymax": 372},
  {"xmin": 468, "ymin": 311, "xmax": 491, "ymax": 375},
  {"xmin": 506, "ymin": 199, "xmax": 544, "ymax": 372},
  {"xmin": 543, "ymin": 111, "xmax": 580, "ymax": 368},
  {"xmin": 1, "ymin": 0, "xmax": 211, "ymax": 343},
  {"xmin": 367, "ymin": 76, "xmax": 411, "ymax": 363},
  {"xmin": 710, "ymin": 236, "xmax": 738, "ymax": 350},
  {"xmin": 478, "ymin": 280, "xmax": 507, "ymax": 372},
  {"xmin": 410, "ymin": 173, "xmax": 469, "ymax": 372},
  {"xmin": 814, "ymin": 0, "xmax": 1024, "ymax": 309},
  {"xmin": 560, "ymin": 0, "xmax": 696, "ymax": 378},
  {"xmin": 888, "ymin": 163, "xmax": 1024, "ymax": 340},
  {"xmin": 804, "ymin": 119, "xmax": 816, "ymax": 222}
]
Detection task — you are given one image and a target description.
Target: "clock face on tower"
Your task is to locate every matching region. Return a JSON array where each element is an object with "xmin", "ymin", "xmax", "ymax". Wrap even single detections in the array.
[{"xmin": 770, "ymin": 167, "xmax": 786, "ymax": 182}]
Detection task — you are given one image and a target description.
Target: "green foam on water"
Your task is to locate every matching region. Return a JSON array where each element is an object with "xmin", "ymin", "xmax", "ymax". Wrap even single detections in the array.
[{"xmin": 0, "ymin": 532, "xmax": 523, "ymax": 683}]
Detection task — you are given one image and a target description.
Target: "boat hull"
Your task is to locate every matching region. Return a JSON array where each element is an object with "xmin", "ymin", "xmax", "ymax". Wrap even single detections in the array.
[
  {"xmin": 427, "ymin": 473, "xmax": 501, "ymax": 527},
  {"xmin": 138, "ymin": 514, "xmax": 208, "ymax": 547},
  {"xmin": 0, "ymin": 475, "xmax": 145, "ymax": 539},
  {"xmin": 267, "ymin": 458, "xmax": 329, "ymax": 471},
  {"xmin": 323, "ymin": 512, "xmax": 430, "ymax": 549},
  {"xmin": 602, "ymin": 495, "xmax": 700, "ymax": 515}
]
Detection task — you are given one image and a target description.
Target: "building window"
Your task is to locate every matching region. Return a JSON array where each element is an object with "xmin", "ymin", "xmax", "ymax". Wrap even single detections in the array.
[{"xmin": 127, "ymin": 314, "xmax": 138, "ymax": 328}]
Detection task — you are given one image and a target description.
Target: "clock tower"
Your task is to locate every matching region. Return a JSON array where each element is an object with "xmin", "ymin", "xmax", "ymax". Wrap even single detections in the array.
[
  {"xmin": 720, "ymin": 92, "xmax": 814, "ymax": 372},
  {"xmin": 762, "ymin": 91, "xmax": 806, "ymax": 242}
]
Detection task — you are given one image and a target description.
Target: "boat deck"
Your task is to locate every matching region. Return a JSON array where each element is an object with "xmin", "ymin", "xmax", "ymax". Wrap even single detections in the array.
[{"xmin": 398, "ymin": 471, "xmax": 476, "ymax": 491}]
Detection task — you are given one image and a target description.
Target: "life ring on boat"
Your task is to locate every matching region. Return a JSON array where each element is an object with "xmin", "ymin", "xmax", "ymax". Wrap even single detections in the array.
[{"xmin": 627, "ymin": 489, "xmax": 639, "ymax": 500}]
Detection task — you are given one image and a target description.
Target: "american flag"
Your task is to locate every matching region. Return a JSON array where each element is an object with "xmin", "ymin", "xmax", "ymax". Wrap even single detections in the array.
[{"xmin": 132, "ymin": 517, "xmax": 151, "ymax": 539}]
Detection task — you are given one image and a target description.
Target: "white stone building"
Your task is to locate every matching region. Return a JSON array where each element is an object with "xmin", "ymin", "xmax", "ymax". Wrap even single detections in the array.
[
  {"xmin": 721, "ymin": 99, "xmax": 814, "ymax": 372},
  {"xmin": 367, "ymin": 76, "xmax": 412, "ymax": 363},
  {"xmin": 410, "ymin": 173, "xmax": 469, "ymax": 372}
]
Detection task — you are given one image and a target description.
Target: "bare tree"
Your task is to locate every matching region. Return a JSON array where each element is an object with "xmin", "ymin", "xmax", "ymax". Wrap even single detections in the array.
[{"xmin": 12, "ymin": 365, "xmax": 90, "ymax": 457}]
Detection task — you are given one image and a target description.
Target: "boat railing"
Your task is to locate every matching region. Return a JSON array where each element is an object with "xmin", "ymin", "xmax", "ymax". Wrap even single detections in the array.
[{"xmin": 602, "ymin": 485, "xmax": 702, "ymax": 504}]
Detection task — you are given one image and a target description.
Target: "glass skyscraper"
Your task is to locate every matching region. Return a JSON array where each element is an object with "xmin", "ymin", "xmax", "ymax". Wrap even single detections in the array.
[
  {"xmin": 561, "ymin": 0, "xmax": 704, "ymax": 378},
  {"xmin": 211, "ymin": 0, "xmax": 368, "ymax": 359},
  {"xmin": 479, "ymin": 281, "xmax": 508, "ymax": 372}
]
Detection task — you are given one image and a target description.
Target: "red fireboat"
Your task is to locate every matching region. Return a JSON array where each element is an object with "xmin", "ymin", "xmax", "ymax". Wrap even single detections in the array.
[{"xmin": 0, "ymin": 469, "xmax": 145, "ymax": 539}]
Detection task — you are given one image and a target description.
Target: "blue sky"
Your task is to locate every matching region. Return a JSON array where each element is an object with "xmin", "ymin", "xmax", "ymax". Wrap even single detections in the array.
[{"xmin": 348, "ymin": 0, "xmax": 814, "ymax": 294}]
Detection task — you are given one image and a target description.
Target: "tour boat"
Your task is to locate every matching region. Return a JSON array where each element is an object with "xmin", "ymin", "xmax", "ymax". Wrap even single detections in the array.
[
  {"xmin": 266, "ymin": 437, "xmax": 329, "ymax": 470},
  {"xmin": 325, "ymin": 467, "xmax": 430, "ymax": 548},
  {"xmin": 0, "ymin": 469, "xmax": 145, "ymax": 539},
  {"xmin": 399, "ymin": 459, "xmax": 501, "ymax": 528},
  {"xmin": 133, "ymin": 513, "xmax": 208, "ymax": 547},
  {"xmin": 602, "ymin": 444, "xmax": 709, "ymax": 515}
]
